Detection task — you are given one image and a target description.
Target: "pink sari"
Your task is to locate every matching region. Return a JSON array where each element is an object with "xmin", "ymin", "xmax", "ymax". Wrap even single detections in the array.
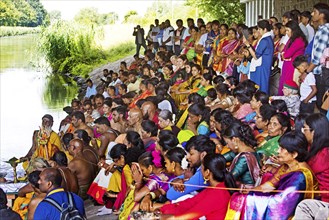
[{"xmin": 220, "ymin": 39, "xmax": 240, "ymax": 74}]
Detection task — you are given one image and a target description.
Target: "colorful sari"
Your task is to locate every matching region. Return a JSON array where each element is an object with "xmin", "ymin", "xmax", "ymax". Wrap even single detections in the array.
[
  {"xmin": 219, "ymin": 39, "xmax": 241, "ymax": 75},
  {"xmin": 181, "ymin": 36, "xmax": 196, "ymax": 61},
  {"xmin": 212, "ymin": 36, "xmax": 229, "ymax": 71},
  {"xmin": 173, "ymin": 76, "xmax": 201, "ymax": 108},
  {"xmin": 256, "ymin": 135, "xmax": 280, "ymax": 157},
  {"xmin": 129, "ymin": 90, "xmax": 152, "ymax": 109},
  {"xmin": 225, "ymin": 166, "xmax": 316, "ymax": 220}
]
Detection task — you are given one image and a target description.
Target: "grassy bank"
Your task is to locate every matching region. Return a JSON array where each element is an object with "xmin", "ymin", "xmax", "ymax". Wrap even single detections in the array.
[
  {"xmin": 0, "ymin": 26, "xmax": 41, "ymax": 37},
  {"xmin": 38, "ymin": 21, "xmax": 135, "ymax": 78}
]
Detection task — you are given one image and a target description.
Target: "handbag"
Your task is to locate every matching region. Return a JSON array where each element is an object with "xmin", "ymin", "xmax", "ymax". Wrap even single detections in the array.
[{"xmin": 321, "ymin": 90, "xmax": 329, "ymax": 111}]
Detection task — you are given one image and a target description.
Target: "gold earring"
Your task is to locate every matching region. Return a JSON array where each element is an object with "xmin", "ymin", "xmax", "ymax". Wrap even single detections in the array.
[{"xmin": 203, "ymin": 177, "xmax": 209, "ymax": 184}]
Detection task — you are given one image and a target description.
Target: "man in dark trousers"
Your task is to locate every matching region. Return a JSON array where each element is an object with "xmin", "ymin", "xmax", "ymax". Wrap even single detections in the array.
[{"xmin": 133, "ymin": 25, "xmax": 147, "ymax": 57}]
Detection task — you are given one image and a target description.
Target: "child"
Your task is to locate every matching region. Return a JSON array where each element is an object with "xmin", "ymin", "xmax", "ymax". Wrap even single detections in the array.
[
  {"xmin": 236, "ymin": 47, "xmax": 252, "ymax": 82},
  {"xmin": 294, "ymin": 56, "xmax": 317, "ymax": 114},
  {"xmin": 271, "ymin": 80, "xmax": 300, "ymax": 117}
]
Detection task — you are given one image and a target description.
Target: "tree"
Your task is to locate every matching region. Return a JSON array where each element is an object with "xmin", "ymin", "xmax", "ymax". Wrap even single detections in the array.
[
  {"xmin": 0, "ymin": 0, "xmax": 20, "ymax": 26},
  {"xmin": 49, "ymin": 10, "xmax": 61, "ymax": 23},
  {"xmin": 74, "ymin": 7, "xmax": 100, "ymax": 25},
  {"xmin": 27, "ymin": 0, "xmax": 48, "ymax": 26},
  {"xmin": 124, "ymin": 10, "xmax": 138, "ymax": 23},
  {"xmin": 186, "ymin": 0, "xmax": 245, "ymax": 24}
]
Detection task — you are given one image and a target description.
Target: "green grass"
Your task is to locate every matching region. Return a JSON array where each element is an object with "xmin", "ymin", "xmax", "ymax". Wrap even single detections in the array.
[{"xmin": 0, "ymin": 26, "xmax": 41, "ymax": 37}]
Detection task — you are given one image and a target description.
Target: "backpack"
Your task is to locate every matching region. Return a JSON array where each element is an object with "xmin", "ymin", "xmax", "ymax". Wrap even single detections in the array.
[{"xmin": 44, "ymin": 192, "xmax": 86, "ymax": 220}]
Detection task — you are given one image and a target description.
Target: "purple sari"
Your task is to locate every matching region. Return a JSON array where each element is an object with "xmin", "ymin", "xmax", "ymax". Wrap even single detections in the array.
[{"xmin": 226, "ymin": 167, "xmax": 315, "ymax": 220}]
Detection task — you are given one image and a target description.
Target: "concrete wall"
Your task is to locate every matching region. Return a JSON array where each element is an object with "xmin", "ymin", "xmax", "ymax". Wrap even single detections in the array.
[{"xmin": 240, "ymin": 0, "xmax": 329, "ymax": 26}]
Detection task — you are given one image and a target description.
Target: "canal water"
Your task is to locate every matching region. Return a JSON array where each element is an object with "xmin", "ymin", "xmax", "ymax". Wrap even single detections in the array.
[{"xmin": 0, "ymin": 34, "xmax": 78, "ymax": 180}]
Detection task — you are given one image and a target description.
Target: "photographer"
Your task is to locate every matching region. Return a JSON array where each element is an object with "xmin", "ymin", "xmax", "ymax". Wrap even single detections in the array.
[{"xmin": 133, "ymin": 25, "xmax": 147, "ymax": 57}]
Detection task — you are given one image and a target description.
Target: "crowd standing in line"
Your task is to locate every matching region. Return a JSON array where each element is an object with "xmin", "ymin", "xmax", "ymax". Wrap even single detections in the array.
[{"xmin": 2, "ymin": 3, "xmax": 329, "ymax": 220}]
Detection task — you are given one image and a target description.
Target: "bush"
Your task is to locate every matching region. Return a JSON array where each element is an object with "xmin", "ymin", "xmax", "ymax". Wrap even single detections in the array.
[{"xmin": 38, "ymin": 21, "xmax": 135, "ymax": 77}]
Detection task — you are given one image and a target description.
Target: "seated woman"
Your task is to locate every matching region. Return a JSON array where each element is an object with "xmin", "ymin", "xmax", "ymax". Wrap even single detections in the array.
[
  {"xmin": 172, "ymin": 64, "xmax": 202, "ymax": 108},
  {"xmin": 158, "ymin": 153, "xmax": 236, "ymax": 220},
  {"xmin": 246, "ymin": 90, "xmax": 269, "ymax": 124},
  {"xmin": 197, "ymin": 72, "xmax": 214, "ymax": 97},
  {"xmin": 176, "ymin": 93, "xmax": 205, "ymax": 130},
  {"xmin": 119, "ymin": 151, "xmax": 171, "ymax": 219},
  {"xmin": 156, "ymin": 131, "xmax": 179, "ymax": 156},
  {"xmin": 210, "ymin": 83, "xmax": 234, "ymax": 111},
  {"xmin": 222, "ymin": 121, "xmax": 261, "ymax": 188},
  {"xmin": 141, "ymin": 120, "xmax": 158, "ymax": 152},
  {"xmin": 163, "ymin": 147, "xmax": 187, "ymax": 177},
  {"xmin": 257, "ymin": 112, "xmax": 291, "ymax": 157},
  {"xmin": 303, "ymin": 113, "xmax": 329, "ymax": 203},
  {"xmin": 231, "ymin": 84, "xmax": 253, "ymax": 120},
  {"xmin": 158, "ymin": 110, "xmax": 180, "ymax": 136},
  {"xmin": 186, "ymin": 103, "xmax": 210, "ymax": 136},
  {"xmin": 129, "ymin": 79, "xmax": 152, "ymax": 109},
  {"xmin": 226, "ymin": 132, "xmax": 317, "ymax": 220},
  {"xmin": 254, "ymin": 104, "xmax": 276, "ymax": 145}
]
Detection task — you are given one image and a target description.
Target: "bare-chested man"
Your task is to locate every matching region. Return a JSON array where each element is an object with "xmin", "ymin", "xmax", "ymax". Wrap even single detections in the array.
[
  {"xmin": 68, "ymin": 139, "xmax": 94, "ymax": 200},
  {"xmin": 111, "ymin": 106, "xmax": 128, "ymax": 133},
  {"xmin": 27, "ymin": 171, "xmax": 46, "ymax": 220},
  {"xmin": 50, "ymin": 151, "xmax": 79, "ymax": 194},
  {"xmin": 71, "ymin": 111, "xmax": 94, "ymax": 138},
  {"xmin": 92, "ymin": 116, "xmax": 118, "ymax": 159},
  {"xmin": 74, "ymin": 129, "xmax": 99, "ymax": 178},
  {"xmin": 127, "ymin": 108, "xmax": 143, "ymax": 136}
]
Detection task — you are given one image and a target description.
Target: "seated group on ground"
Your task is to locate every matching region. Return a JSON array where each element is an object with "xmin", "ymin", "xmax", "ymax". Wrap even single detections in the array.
[{"xmin": 4, "ymin": 3, "xmax": 329, "ymax": 220}]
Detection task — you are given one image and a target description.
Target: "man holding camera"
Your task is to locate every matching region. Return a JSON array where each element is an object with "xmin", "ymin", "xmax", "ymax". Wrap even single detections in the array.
[{"xmin": 133, "ymin": 25, "xmax": 147, "ymax": 57}]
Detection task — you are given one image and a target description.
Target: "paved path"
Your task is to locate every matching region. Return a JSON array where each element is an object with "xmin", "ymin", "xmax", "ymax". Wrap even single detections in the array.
[{"xmin": 85, "ymin": 199, "xmax": 118, "ymax": 220}]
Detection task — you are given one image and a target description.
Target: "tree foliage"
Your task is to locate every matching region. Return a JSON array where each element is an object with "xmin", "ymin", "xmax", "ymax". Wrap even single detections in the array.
[
  {"xmin": 0, "ymin": 0, "xmax": 48, "ymax": 26},
  {"xmin": 186, "ymin": 0, "xmax": 245, "ymax": 24},
  {"xmin": 74, "ymin": 7, "xmax": 118, "ymax": 25},
  {"xmin": 124, "ymin": 10, "xmax": 138, "ymax": 23}
]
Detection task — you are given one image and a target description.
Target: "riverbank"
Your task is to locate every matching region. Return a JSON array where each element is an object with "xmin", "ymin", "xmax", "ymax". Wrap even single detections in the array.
[{"xmin": 0, "ymin": 26, "xmax": 41, "ymax": 37}]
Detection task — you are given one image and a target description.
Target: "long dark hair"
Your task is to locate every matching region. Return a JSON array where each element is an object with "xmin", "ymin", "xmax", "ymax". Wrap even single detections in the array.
[
  {"xmin": 285, "ymin": 20, "xmax": 308, "ymax": 48},
  {"xmin": 222, "ymin": 121, "xmax": 258, "ymax": 148},
  {"xmin": 203, "ymin": 153, "xmax": 236, "ymax": 194},
  {"xmin": 305, "ymin": 113, "xmax": 329, "ymax": 160},
  {"xmin": 126, "ymin": 131, "xmax": 144, "ymax": 150},
  {"xmin": 188, "ymin": 103, "xmax": 210, "ymax": 125}
]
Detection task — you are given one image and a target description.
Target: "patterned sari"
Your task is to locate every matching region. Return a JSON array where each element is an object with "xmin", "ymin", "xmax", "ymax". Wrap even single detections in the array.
[
  {"xmin": 256, "ymin": 135, "xmax": 280, "ymax": 157},
  {"xmin": 219, "ymin": 39, "xmax": 241, "ymax": 74},
  {"xmin": 212, "ymin": 36, "xmax": 229, "ymax": 71},
  {"xmin": 181, "ymin": 36, "xmax": 196, "ymax": 61},
  {"xmin": 225, "ymin": 166, "xmax": 316, "ymax": 220}
]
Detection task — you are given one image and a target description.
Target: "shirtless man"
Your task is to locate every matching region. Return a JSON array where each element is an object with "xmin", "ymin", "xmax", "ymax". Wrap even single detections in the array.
[
  {"xmin": 50, "ymin": 151, "xmax": 79, "ymax": 194},
  {"xmin": 127, "ymin": 108, "xmax": 143, "ymax": 136},
  {"xmin": 27, "ymin": 171, "xmax": 46, "ymax": 220},
  {"xmin": 68, "ymin": 139, "xmax": 94, "ymax": 200},
  {"xmin": 111, "ymin": 106, "xmax": 128, "ymax": 133},
  {"xmin": 71, "ymin": 111, "xmax": 94, "ymax": 138},
  {"xmin": 92, "ymin": 116, "xmax": 118, "ymax": 159},
  {"xmin": 73, "ymin": 129, "xmax": 99, "ymax": 178}
]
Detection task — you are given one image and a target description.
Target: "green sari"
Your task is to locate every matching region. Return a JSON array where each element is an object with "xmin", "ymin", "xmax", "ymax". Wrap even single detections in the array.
[{"xmin": 256, "ymin": 136, "xmax": 280, "ymax": 157}]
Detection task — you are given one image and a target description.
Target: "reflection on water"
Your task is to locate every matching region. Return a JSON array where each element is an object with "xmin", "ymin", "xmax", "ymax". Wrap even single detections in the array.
[{"xmin": 0, "ymin": 35, "xmax": 78, "ymax": 170}]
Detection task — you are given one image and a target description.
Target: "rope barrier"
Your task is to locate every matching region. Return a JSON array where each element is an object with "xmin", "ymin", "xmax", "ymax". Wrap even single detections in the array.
[{"xmin": 142, "ymin": 177, "xmax": 329, "ymax": 194}]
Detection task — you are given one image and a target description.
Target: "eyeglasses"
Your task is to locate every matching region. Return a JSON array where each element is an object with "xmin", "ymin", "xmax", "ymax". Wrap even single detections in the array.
[{"xmin": 301, "ymin": 127, "xmax": 312, "ymax": 133}]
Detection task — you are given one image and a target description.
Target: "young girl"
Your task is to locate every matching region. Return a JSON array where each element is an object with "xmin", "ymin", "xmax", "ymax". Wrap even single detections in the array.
[
  {"xmin": 236, "ymin": 46, "xmax": 252, "ymax": 82},
  {"xmin": 119, "ymin": 152, "xmax": 171, "ymax": 219}
]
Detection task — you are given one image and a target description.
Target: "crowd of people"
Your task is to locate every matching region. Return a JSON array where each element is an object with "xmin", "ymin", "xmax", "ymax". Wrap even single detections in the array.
[{"xmin": 2, "ymin": 2, "xmax": 329, "ymax": 220}]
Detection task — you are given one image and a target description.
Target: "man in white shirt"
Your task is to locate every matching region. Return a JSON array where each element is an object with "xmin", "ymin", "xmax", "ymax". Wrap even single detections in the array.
[
  {"xmin": 162, "ymin": 19, "xmax": 174, "ymax": 52},
  {"xmin": 301, "ymin": 11, "xmax": 315, "ymax": 43},
  {"xmin": 151, "ymin": 19, "xmax": 160, "ymax": 50},
  {"xmin": 173, "ymin": 19, "xmax": 186, "ymax": 55}
]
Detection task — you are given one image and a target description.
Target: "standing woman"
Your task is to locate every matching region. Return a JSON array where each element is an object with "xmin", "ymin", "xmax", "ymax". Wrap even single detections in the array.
[
  {"xmin": 278, "ymin": 21, "xmax": 307, "ymax": 95},
  {"xmin": 181, "ymin": 26, "xmax": 198, "ymax": 61},
  {"xmin": 272, "ymin": 23, "xmax": 284, "ymax": 66},
  {"xmin": 245, "ymin": 20, "xmax": 274, "ymax": 94}
]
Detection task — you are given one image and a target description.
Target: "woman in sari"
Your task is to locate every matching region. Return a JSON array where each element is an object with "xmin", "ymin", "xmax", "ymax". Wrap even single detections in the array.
[
  {"xmin": 254, "ymin": 104, "xmax": 276, "ymax": 145},
  {"xmin": 231, "ymin": 85, "xmax": 253, "ymax": 120},
  {"xmin": 257, "ymin": 112, "xmax": 291, "ymax": 157},
  {"xmin": 157, "ymin": 154, "xmax": 235, "ymax": 220},
  {"xmin": 273, "ymin": 22, "xmax": 284, "ymax": 66},
  {"xmin": 226, "ymin": 132, "xmax": 317, "ymax": 220},
  {"xmin": 168, "ymin": 54, "xmax": 188, "ymax": 86},
  {"xmin": 212, "ymin": 24, "xmax": 229, "ymax": 71},
  {"xmin": 197, "ymin": 72, "xmax": 214, "ymax": 97},
  {"xmin": 158, "ymin": 110, "xmax": 180, "ymax": 136},
  {"xmin": 181, "ymin": 26, "xmax": 198, "ymax": 61},
  {"xmin": 186, "ymin": 103, "xmax": 210, "ymax": 136},
  {"xmin": 217, "ymin": 28, "xmax": 241, "ymax": 75},
  {"xmin": 173, "ymin": 64, "xmax": 202, "ymax": 107},
  {"xmin": 222, "ymin": 121, "xmax": 261, "ymax": 188},
  {"xmin": 129, "ymin": 79, "xmax": 152, "ymax": 109},
  {"xmin": 141, "ymin": 120, "xmax": 158, "ymax": 152},
  {"xmin": 303, "ymin": 113, "xmax": 329, "ymax": 203}
]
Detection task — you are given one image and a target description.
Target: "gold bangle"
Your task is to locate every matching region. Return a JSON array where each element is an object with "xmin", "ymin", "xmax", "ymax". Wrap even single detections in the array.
[{"xmin": 148, "ymin": 192, "xmax": 156, "ymax": 200}]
